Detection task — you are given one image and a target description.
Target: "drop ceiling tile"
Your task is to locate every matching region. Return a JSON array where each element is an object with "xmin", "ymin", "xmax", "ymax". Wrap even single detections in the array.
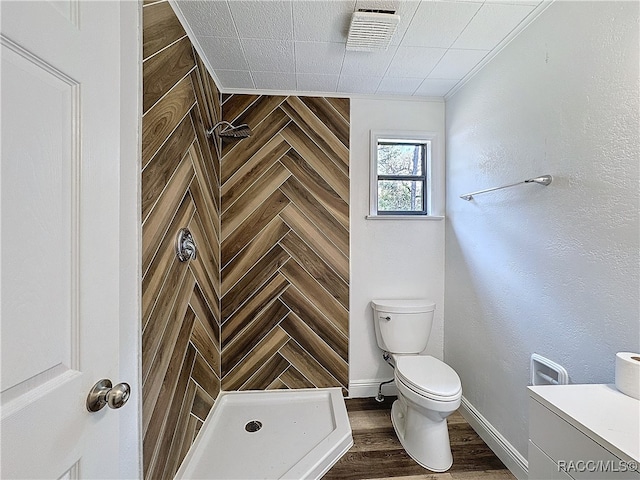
[
  {"xmin": 428, "ymin": 49, "xmax": 489, "ymax": 79},
  {"xmin": 215, "ymin": 70, "xmax": 255, "ymax": 90},
  {"xmin": 387, "ymin": 46, "xmax": 446, "ymax": 78},
  {"xmin": 178, "ymin": 0, "xmax": 545, "ymax": 97},
  {"xmin": 340, "ymin": 45, "xmax": 398, "ymax": 76},
  {"xmin": 376, "ymin": 76, "xmax": 422, "ymax": 95},
  {"xmin": 401, "ymin": 1, "xmax": 482, "ymax": 48},
  {"xmin": 337, "ymin": 75, "xmax": 381, "ymax": 94},
  {"xmin": 485, "ymin": 0, "xmax": 541, "ymax": 5},
  {"xmin": 295, "ymin": 42, "xmax": 345, "ymax": 75},
  {"xmin": 389, "ymin": 1, "xmax": 421, "ymax": 46},
  {"xmin": 252, "ymin": 72, "xmax": 296, "ymax": 90},
  {"xmin": 175, "ymin": 0, "xmax": 237, "ymax": 37},
  {"xmin": 196, "ymin": 36, "xmax": 249, "ymax": 71},
  {"xmin": 241, "ymin": 38, "xmax": 295, "ymax": 73},
  {"xmin": 414, "ymin": 78, "xmax": 459, "ymax": 97},
  {"xmin": 292, "ymin": 1, "xmax": 356, "ymax": 42},
  {"xmin": 452, "ymin": 3, "xmax": 537, "ymax": 50},
  {"xmin": 297, "ymin": 73, "xmax": 339, "ymax": 92},
  {"xmin": 228, "ymin": 0, "xmax": 293, "ymax": 40}
]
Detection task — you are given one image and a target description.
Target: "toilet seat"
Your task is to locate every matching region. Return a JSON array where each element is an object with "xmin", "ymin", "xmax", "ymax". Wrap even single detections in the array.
[{"xmin": 394, "ymin": 356, "xmax": 461, "ymax": 401}]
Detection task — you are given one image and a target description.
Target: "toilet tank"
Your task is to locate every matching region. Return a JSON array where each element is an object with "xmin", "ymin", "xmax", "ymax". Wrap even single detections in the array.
[{"xmin": 371, "ymin": 299, "xmax": 436, "ymax": 354}]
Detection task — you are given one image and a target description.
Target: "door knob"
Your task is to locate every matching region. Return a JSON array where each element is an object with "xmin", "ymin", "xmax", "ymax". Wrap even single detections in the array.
[{"xmin": 86, "ymin": 379, "xmax": 131, "ymax": 412}]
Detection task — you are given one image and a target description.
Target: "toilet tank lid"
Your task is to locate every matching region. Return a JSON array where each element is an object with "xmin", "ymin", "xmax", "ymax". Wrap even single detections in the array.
[{"xmin": 371, "ymin": 299, "xmax": 436, "ymax": 313}]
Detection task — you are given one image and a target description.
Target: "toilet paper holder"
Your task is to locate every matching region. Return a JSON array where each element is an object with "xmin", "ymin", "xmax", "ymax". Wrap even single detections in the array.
[{"xmin": 530, "ymin": 353, "xmax": 569, "ymax": 386}]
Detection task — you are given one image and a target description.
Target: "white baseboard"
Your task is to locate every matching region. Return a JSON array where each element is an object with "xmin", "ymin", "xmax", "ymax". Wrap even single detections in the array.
[
  {"xmin": 348, "ymin": 379, "xmax": 397, "ymax": 399},
  {"xmin": 459, "ymin": 396, "xmax": 528, "ymax": 480}
]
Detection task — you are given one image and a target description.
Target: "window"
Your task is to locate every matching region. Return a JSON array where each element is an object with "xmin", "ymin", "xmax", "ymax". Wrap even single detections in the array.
[{"xmin": 370, "ymin": 132, "xmax": 437, "ymax": 217}]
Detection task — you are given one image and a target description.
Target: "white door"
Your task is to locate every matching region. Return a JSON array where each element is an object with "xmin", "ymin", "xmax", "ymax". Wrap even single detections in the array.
[{"xmin": 0, "ymin": 1, "xmax": 140, "ymax": 478}]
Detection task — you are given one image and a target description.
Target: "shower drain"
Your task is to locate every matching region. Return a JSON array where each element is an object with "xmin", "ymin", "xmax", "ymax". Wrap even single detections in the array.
[{"xmin": 245, "ymin": 420, "xmax": 262, "ymax": 433}]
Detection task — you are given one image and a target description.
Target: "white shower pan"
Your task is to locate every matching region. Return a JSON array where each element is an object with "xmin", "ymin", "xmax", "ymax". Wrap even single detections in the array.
[{"xmin": 174, "ymin": 387, "xmax": 353, "ymax": 480}]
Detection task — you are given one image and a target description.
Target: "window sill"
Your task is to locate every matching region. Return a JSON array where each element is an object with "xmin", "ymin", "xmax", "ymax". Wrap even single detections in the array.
[{"xmin": 365, "ymin": 215, "xmax": 444, "ymax": 221}]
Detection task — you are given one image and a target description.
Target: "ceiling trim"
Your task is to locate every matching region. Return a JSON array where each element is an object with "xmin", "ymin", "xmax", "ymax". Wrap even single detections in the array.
[
  {"xmin": 444, "ymin": 0, "xmax": 555, "ymax": 101},
  {"xmin": 223, "ymin": 87, "xmax": 445, "ymax": 103},
  {"xmin": 348, "ymin": 93, "xmax": 444, "ymax": 103}
]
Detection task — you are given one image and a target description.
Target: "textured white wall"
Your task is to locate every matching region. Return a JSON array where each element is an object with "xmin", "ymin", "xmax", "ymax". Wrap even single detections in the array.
[
  {"xmin": 445, "ymin": 1, "xmax": 639, "ymax": 458},
  {"xmin": 350, "ymin": 97, "xmax": 445, "ymax": 393}
]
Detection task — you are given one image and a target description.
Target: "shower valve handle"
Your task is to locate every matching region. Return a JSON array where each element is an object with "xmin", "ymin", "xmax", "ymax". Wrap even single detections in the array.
[{"xmin": 176, "ymin": 228, "xmax": 197, "ymax": 262}]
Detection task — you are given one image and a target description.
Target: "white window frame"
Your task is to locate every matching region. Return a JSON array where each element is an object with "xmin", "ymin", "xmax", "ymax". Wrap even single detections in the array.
[{"xmin": 368, "ymin": 130, "xmax": 443, "ymax": 219}]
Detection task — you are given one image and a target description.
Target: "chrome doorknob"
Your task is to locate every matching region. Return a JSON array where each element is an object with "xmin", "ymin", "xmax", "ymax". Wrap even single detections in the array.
[{"xmin": 86, "ymin": 379, "xmax": 131, "ymax": 412}]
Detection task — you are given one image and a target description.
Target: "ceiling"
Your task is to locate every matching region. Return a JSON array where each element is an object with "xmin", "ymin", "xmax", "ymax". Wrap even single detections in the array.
[{"xmin": 173, "ymin": 0, "xmax": 546, "ymax": 98}]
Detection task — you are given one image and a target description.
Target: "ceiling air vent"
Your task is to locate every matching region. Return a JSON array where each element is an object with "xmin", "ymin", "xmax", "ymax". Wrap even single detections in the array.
[{"xmin": 346, "ymin": 9, "xmax": 400, "ymax": 52}]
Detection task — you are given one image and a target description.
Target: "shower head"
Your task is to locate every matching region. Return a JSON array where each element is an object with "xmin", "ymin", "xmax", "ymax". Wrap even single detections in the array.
[
  {"xmin": 207, "ymin": 121, "xmax": 252, "ymax": 140},
  {"xmin": 219, "ymin": 123, "xmax": 252, "ymax": 139}
]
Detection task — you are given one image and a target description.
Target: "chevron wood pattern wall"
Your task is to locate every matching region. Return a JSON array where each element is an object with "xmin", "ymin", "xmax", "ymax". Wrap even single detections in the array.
[
  {"xmin": 219, "ymin": 94, "xmax": 351, "ymax": 394},
  {"xmin": 143, "ymin": 2, "xmax": 351, "ymax": 478},
  {"xmin": 142, "ymin": 2, "xmax": 222, "ymax": 479}
]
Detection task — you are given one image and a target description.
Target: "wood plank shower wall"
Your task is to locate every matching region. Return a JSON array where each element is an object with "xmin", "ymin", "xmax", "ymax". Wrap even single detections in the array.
[
  {"xmin": 142, "ymin": 2, "xmax": 221, "ymax": 478},
  {"xmin": 219, "ymin": 95, "xmax": 350, "ymax": 393},
  {"xmin": 142, "ymin": 2, "xmax": 350, "ymax": 478}
]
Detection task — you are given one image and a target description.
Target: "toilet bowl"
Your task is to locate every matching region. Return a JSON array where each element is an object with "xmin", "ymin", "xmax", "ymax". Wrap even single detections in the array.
[
  {"xmin": 391, "ymin": 354, "xmax": 461, "ymax": 471},
  {"xmin": 371, "ymin": 299, "xmax": 462, "ymax": 472}
]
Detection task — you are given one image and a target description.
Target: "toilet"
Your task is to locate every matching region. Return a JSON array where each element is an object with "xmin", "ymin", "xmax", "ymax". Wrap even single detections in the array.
[{"xmin": 371, "ymin": 299, "xmax": 462, "ymax": 472}]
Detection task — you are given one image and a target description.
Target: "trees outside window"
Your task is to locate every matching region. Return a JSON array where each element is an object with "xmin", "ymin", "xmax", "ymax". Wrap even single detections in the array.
[{"xmin": 375, "ymin": 140, "xmax": 428, "ymax": 215}]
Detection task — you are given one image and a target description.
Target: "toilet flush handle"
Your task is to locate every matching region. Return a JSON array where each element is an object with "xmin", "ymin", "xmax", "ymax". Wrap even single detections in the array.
[{"xmin": 380, "ymin": 314, "xmax": 391, "ymax": 321}]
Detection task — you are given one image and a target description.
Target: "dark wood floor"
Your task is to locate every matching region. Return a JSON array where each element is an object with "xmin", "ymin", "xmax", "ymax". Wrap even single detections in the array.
[{"xmin": 325, "ymin": 397, "xmax": 516, "ymax": 480}]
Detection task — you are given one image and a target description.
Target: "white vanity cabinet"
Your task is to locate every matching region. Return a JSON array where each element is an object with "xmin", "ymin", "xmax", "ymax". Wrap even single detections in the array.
[{"xmin": 529, "ymin": 384, "xmax": 640, "ymax": 480}]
